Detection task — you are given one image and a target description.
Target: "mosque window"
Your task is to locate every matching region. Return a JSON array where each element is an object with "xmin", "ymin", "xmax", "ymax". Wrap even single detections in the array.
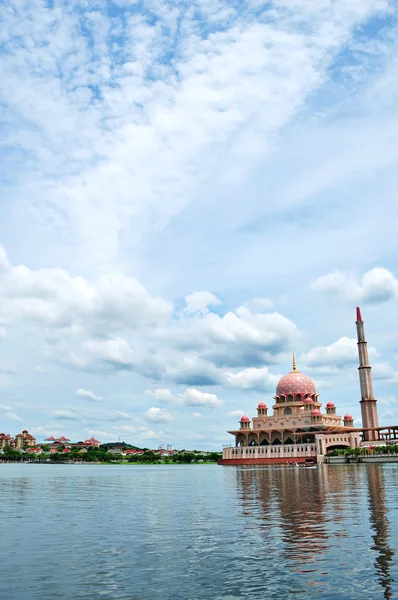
[
  {"xmin": 288, "ymin": 395, "xmax": 293, "ymax": 402},
  {"xmin": 284, "ymin": 407, "xmax": 292, "ymax": 415}
]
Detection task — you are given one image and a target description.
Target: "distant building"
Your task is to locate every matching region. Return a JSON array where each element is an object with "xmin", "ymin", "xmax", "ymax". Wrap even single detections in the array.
[
  {"xmin": 15, "ymin": 430, "xmax": 36, "ymax": 449},
  {"xmin": 0, "ymin": 433, "xmax": 13, "ymax": 450}
]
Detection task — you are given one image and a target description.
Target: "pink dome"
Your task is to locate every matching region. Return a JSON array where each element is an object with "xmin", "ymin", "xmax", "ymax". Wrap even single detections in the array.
[
  {"xmin": 344, "ymin": 414, "xmax": 353, "ymax": 421},
  {"xmin": 257, "ymin": 402, "xmax": 267, "ymax": 409},
  {"xmin": 326, "ymin": 402, "xmax": 335, "ymax": 408},
  {"xmin": 304, "ymin": 398, "xmax": 313, "ymax": 404},
  {"xmin": 311, "ymin": 409, "xmax": 321, "ymax": 416},
  {"xmin": 276, "ymin": 370, "xmax": 317, "ymax": 396},
  {"xmin": 240, "ymin": 415, "xmax": 250, "ymax": 422}
]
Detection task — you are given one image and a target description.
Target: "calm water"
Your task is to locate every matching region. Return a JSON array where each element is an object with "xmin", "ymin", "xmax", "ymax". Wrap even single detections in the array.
[{"xmin": 0, "ymin": 463, "xmax": 397, "ymax": 600}]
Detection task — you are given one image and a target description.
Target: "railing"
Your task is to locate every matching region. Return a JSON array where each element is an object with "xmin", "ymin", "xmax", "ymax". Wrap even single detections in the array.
[{"xmin": 222, "ymin": 444, "xmax": 316, "ymax": 459}]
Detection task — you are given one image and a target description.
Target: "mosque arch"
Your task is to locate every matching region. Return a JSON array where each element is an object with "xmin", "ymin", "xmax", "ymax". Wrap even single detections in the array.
[
  {"xmin": 271, "ymin": 431, "xmax": 282, "ymax": 445},
  {"xmin": 283, "ymin": 430, "xmax": 295, "ymax": 444},
  {"xmin": 296, "ymin": 393, "xmax": 302, "ymax": 402},
  {"xmin": 259, "ymin": 432, "xmax": 270, "ymax": 446},
  {"xmin": 236, "ymin": 434, "xmax": 247, "ymax": 447},
  {"xmin": 248, "ymin": 433, "xmax": 258, "ymax": 446},
  {"xmin": 284, "ymin": 407, "xmax": 292, "ymax": 415},
  {"xmin": 326, "ymin": 442, "xmax": 351, "ymax": 452},
  {"xmin": 287, "ymin": 394, "xmax": 293, "ymax": 403}
]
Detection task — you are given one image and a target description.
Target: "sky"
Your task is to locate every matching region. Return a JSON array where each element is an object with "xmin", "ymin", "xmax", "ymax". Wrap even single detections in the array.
[{"xmin": 1, "ymin": 0, "xmax": 398, "ymax": 450}]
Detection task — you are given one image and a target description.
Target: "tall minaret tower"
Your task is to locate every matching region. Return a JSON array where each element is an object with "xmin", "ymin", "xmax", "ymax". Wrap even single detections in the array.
[{"xmin": 356, "ymin": 306, "xmax": 379, "ymax": 441}]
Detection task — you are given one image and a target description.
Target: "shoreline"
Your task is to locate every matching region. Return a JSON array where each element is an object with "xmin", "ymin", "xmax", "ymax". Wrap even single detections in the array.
[{"xmin": 0, "ymin": 460, "xmax": 219, "ymax": 465}]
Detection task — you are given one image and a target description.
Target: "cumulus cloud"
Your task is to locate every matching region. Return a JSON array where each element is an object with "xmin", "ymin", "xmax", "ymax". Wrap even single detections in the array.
[
  {"xmin": 147, "ymin": 387, "xmax": 222, "ymax": 408},
  {"xmin": 192, "ymin": 412, "xmax": 202, "ymax": 418},
  {"xmin": 312, "ymin": 268, "xmax": 398, "ymax": 305},
  {"xmin": 144, "ymin": 407, "xmax": 173, "ymax": 423},
  {"xmin": 184, "ymin": 291, "xmax": 222, "ymax": 315},
  {"xmin": 172, "ymin": 308, "xmax": 299, "ymax": 368},
  {"xmin": 182, "ymin": 388, "xmax": 222, "ymax": 408},
  {"xmin": 226, "ymin": 366, "xmax": 280, "ymax": 392},
  {"xmin": 0, "ymin": 245, "xmax": 171, "ymax": 338},
  {"xmin": 75, "ymin": 388, "xmax": 102, "ymax": 402},
  {"xmin": 0, "ymin": 245, "xmax": 302, "ymax": 384},
  {"xmin": 301, "ymin": 337, "xmax": 377, "ymax": 372}
]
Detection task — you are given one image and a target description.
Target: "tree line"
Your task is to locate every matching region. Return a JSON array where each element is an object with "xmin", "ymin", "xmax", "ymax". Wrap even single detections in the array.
[{"xmin": 0, "ymin": 445, "xmax": 222, "ymax": 464}]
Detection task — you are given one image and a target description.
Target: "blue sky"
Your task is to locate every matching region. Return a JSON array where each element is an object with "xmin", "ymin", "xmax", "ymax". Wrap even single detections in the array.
[{"xmin": 1, "ymin": 0, "xmax": 398, "ymax": 449}]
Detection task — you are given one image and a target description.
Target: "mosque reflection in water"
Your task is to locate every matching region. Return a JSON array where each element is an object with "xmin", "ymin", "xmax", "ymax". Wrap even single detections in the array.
[{"xmin": 235, "ymin": 465, "xmax": 395, "ymax": 599}]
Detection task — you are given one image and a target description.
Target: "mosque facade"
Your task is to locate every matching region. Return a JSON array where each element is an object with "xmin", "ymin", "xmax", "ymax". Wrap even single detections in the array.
[{"xmin": 220, "ymin": 307, "xmax": 379, "ymax": 465}]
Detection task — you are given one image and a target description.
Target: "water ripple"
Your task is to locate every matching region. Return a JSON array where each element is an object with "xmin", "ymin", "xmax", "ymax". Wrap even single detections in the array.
[{"xmin": 0, "ymin": 463, "xmax": 397, "ymax": 599}]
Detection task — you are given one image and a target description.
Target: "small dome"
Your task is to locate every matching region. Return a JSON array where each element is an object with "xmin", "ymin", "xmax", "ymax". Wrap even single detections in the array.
[
  {"xmin": 344, "ymin": 414, "xmax": 353, "ymax": 421},
  {"xmin": 240, "ymin": 415, "xmax": 250, "ymax": 422},
  {"xmin": 257, "ymin": 402, "xmax": 267, "ymax": 409},
  {"xmin": 326, "ymin": 402, "xmax": 335, "ymax": 408},
  {"xmin": 304, "ymin": 398, "xmax": 313, "ymax": 404},
  {"xmin": 311, "ymin": 409, "xmax": 321, "ymax": 416}
]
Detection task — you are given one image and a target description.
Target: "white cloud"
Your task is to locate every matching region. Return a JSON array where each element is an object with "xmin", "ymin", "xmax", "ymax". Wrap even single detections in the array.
[
  {"xmin": 192, "ymin": 412, "xmax": 202, "ymax": 418},
  {"xmin": 301, "ymin": 337, "xmax": 377, "ymax": 371},
  {"xmin": 244, "ymin": 298, "xmax": 274, "ymax": 311},
  {"xmin": 312, "ymin": 268, "xmax": 398, "ymax": 305},
  {"xmin": 52, "ymin": 410, "xmax": 79, "ymax": 420},
  {"xmin": 226, "ymin": 366, "xmax": 280, "ymax": 392},
  {"xmin": 372, "ymin": 363, "xmax": 398, "ymax": 383},
  {"xmin": 184, "ymin": 291, "xmax": 222, "ymax": 314},
  {"xmin": 172, "ymin": 308, "xmax": 299, "ymax": 368},
  {"xmin": 4, "ymin": 412, "xmax": 23, "ymax": 422},
  {"xmin": 31, "ymin": 425, "xmax": 64, "ymax": 438},
  {"xmin": 147, "ymin": 387, "xmax": 222, "ymax": 408},
  {"xmin": 139, "ymin": 430, "xmax": 162, "ymax": 440},
  {"xmin": 0, "ymin": 404, "xmax": 13, "ymax": 411},
  {"xmin": 117, "ymin": 425, "xmax": 137, "ymax": 433},
  {"xmin": 146, "ymin": 388, "xmax": 175, "ymax": 403},
  {"xmin": 2, "ymin": 0, "xmax": 387, "ymax": 267},
  {"xmin": 75, "ymin": 388, "xmax": 102, "ymax": 402},
  {"xmin": 144, "ymin": 407, "xmax": 173, "ymax": 423},
  {"xmin": 182, "ymin": 388, "xmax": 222, "ymax": 408},
  {"xmin": 0, "ymin": 245, "xmax": 171, "ymax": 338},
  {"xmin": 228, "ymin": 409, "xmax": 244, "ymax": 417},
  {"xmin": 378, "ymin": 396, "xmax": 398, "ymax": 406}
]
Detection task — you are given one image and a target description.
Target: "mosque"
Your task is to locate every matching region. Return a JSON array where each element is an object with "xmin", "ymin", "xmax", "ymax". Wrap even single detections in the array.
[{"xmin": 220, "ymin": 307, "xmax": 390, "ymax": 465}]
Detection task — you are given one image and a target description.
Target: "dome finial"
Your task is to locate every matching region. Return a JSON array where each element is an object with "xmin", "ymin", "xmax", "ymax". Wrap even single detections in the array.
[{"xmin": 292, "ymin": 351, "xmax": 297, "ymax": 371}]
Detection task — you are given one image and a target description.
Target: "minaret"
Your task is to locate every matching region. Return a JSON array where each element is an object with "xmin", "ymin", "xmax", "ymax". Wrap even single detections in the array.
[{"xmin": 356, "ymin": 306, "xmax": 379, "ymax": 441}]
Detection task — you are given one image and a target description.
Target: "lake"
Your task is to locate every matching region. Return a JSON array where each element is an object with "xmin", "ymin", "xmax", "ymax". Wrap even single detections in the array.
[{"xmin": 0, "ymin": 463, "xmax": 397, "ymax": 599}]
